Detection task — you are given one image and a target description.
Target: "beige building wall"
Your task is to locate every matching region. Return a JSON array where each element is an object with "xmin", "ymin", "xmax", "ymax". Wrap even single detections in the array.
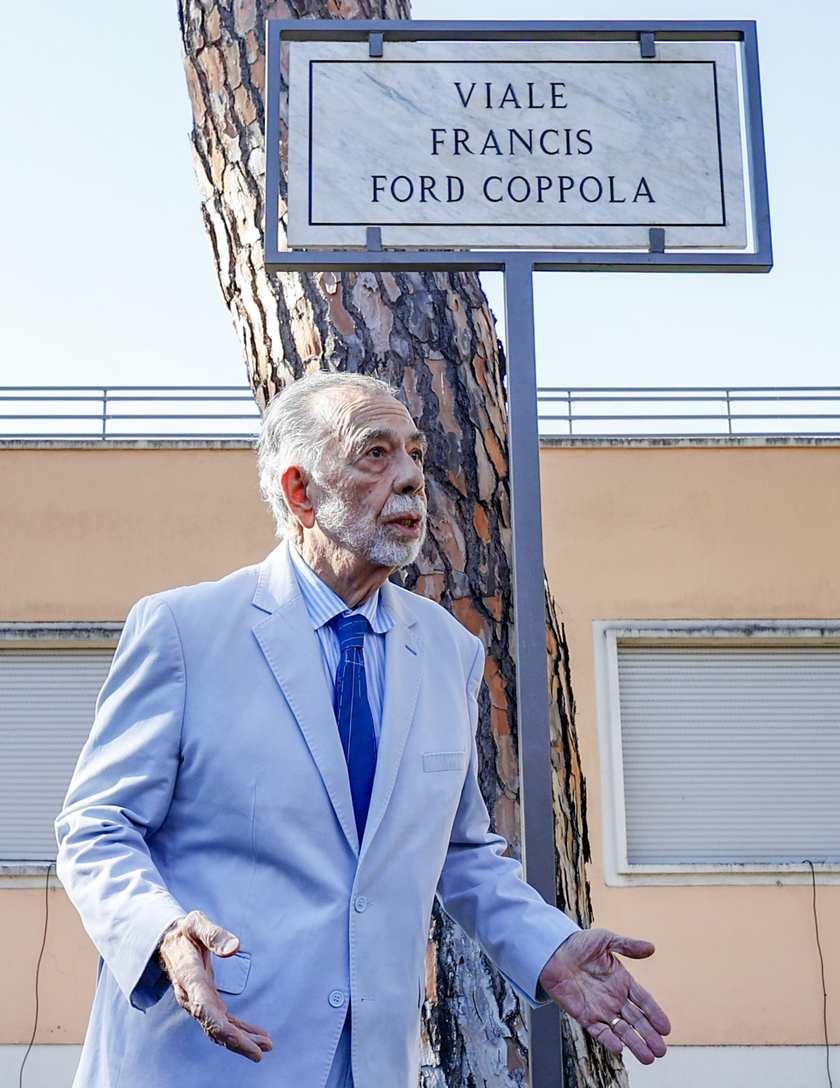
[
  {"xmin": 2, "ymin": 439, "xmax": 838, "ymax": 1057},
  {"xmin": 1, "ymin": 442, "xmax": 276, "ymax": 1046},
  {"xmin": 539, "ymin": 439, "xmax": 840, "ymax": 1049},
  {"xmin": 0, "ymin": 443, "xmax": 276, "ymax": 622}
]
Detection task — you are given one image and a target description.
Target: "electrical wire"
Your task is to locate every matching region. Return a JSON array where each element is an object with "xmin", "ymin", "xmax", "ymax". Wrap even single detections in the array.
[
  {"xmin": 804, "ymin": 860, "xmax": 833, "ymax": 1088},
  {"xmin": 18, "ymin": 861, "xmax": 53, "ymax": 1088}
]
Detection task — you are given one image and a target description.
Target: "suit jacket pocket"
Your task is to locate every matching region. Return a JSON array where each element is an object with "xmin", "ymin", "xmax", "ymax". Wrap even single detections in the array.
[
  {"xmin": 422, "ymin": 751, "xmax": 467, "ymax": 773},
  {"xmin": 213, "ymin": 951, "xmax": 251, "ymax": 995}
]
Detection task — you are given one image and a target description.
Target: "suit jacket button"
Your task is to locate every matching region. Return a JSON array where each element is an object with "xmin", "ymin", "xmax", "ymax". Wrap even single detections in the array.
[
  {"xmin": 354, "ymin": 896, "xmax": 368, "ymax": 913},
  {"xmin": 329, "ymin": 990, "xmax": 346, "ymax": 1008}
]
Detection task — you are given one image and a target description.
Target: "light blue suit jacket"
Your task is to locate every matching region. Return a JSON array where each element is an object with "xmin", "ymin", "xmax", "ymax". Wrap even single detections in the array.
[{"xmin": 56, "ymin": 543, "xmax": 578, "ymax": 1088}]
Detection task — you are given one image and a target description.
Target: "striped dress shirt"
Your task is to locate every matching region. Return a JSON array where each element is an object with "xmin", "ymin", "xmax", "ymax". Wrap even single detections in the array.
[{"xmin": 288, "ymin": 544, "xmax": 394, "ymax": 738}]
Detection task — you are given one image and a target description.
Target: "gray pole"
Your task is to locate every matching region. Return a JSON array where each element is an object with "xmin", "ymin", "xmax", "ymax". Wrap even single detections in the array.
[{"xmin": 503, "ymin": 256, "xmax": 564, "ymax": 1088}]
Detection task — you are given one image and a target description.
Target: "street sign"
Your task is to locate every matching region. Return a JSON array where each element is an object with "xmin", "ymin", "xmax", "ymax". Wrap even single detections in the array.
[
  {"xmin": 287, "ymin": 40, "xmax": 748, "ymax": 252},
  {"xmin": 267, "ymin": 21, "xmax": 771, "ymax": 270}
]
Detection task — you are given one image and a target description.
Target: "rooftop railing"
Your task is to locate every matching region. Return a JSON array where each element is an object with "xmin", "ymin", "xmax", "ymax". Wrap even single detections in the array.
[
  {"xmin": 0, "ymin": 387, "xmax": 261, "ymax": 440},
  {"xmin": 1, "ymin": 385, "xmax": 840, "ymax": 440},
  {"xmin": 537, "ymin": 387, "xmax": 840, "ymax": 438}
]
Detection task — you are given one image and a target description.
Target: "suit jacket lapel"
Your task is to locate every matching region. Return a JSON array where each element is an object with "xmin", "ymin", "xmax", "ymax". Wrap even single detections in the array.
[
  {"xmin": 361, "ymin": 581, "xmax": 424, "ymax": 854},
  {"xmin": 252, "ymin": 544, "xmax": 360, "ymax": 854}
]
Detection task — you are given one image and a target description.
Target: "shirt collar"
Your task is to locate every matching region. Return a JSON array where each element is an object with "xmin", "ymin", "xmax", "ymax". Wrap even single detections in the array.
[{"xmin": 289, "ymin": 544, "xmax": 394, "ymax": 635}]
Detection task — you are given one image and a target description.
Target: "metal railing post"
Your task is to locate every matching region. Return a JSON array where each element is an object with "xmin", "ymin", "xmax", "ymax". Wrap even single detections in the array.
[{"xmin": 102, "ymin": 388, "xmax": 108, "ymax": 440}]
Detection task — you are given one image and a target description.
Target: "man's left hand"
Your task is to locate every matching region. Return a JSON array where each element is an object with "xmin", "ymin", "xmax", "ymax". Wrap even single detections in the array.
[{"xmin": 538, "ymin": 928, "xmax": 671, "ymax": 1065}]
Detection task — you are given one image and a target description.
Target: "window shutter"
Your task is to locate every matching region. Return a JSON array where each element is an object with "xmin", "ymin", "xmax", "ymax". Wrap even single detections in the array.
[
  {"xmin": 0, "ymin": 650, "xmax": 113, "ymax": 862},
  {"xmin": 617, "ymin": 646, "xmax": 840, "ymax": 865}
]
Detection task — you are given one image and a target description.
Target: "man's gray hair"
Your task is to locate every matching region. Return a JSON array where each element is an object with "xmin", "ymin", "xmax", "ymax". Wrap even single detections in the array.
[{"xmin": 257, "ymin": 370, "xmax": 400, "ymax": 536}]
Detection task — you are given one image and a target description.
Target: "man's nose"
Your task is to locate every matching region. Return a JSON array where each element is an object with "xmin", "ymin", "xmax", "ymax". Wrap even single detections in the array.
[{"xmin": 395, "ymin": 450, "xmax": 425, "ymax": 494}]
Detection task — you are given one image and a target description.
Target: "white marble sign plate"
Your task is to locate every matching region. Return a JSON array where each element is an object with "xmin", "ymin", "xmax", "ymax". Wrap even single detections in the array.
[{"xmin": 284, "ymin": 40, "xmax": 748, "ymax": 250}]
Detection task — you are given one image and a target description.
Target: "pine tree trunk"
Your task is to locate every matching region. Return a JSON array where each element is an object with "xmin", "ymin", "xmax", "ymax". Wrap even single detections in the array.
[{"xmin": 178, "ymin": 3, "xmax": 627, "ymax": 1085}]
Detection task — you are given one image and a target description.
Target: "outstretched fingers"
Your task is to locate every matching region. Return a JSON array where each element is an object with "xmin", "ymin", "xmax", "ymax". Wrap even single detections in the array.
[
  {"xmin": 547, "ymin": 929, "xmax": 671, "ymax": 1065},
  {"xmin": 587, "ymin": 1020, "xmax": 624, "ymax": 1057},
  {"xmin": 604, "ymin": 1017, "xmax": 658, "ymax": 1066},
  {"xmin": 181, "ymin": 984, "xmax": 272, "ymax": 1062},
  {"xmin": 194, "ymin": 1001, "xmax": 268, "ymax": 1062},
  {"xmin": 587, "ymin": 1002, "xmax": 667, "ymax": 1066},
  {"xmin": 616, "ymin": 1000, "xmax": 668, "ymax": 1061},
  {"xmin": 629, "ymin": 976, "xmax": 672, "ymax": 1036},
  {"xmin": 229, "ymin": 1014, "xmax": 274, "ymax": 1052}
]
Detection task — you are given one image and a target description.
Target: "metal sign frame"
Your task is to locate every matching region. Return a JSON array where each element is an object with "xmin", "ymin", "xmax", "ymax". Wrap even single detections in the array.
[
  {"xmin": 266, "ymin": 19, "xmax": 772, "ymax": 274},
  {"xmin": 264, "ymin": 21, "xmax": 771, "ymax": 1088}
]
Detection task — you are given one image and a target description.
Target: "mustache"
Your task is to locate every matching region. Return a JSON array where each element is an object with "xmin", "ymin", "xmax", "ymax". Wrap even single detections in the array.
[{"xmin": 380, "ymin": 494, "xmax": 427, "ymax": 519}]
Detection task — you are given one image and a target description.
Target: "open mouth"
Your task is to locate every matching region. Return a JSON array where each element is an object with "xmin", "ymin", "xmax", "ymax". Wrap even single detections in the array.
[{"xmin": 384, "ymin": 515, "xmax": 423, "ymax": 535}]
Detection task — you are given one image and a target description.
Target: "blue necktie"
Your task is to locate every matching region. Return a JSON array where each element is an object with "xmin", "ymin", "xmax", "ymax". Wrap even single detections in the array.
[{"xmin": 330, "ymin": 613, "xmax": 377, "ymax": 839}]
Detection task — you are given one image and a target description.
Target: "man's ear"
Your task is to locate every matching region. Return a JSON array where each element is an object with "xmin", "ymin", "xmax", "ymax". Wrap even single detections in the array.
[{"xmin": 280, "ymin": 466, "xmax": 317, "ymax": 530}]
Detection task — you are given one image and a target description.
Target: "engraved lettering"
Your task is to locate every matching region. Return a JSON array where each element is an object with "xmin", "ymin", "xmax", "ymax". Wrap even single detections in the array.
[
  {"xmin": 558, "ymin": 176, "xmax": 575, "ymax": 202},
  {"xmin": 608, "ymin": 176, "xmax": 626, "ymax": 203},
  {"xmin": 480, "ymin": 130, "xmax": 503, "ymax": 155},
  {"xmin": 454, "ymin": 82, "xmax": 477, "ymax": 107},
  {"xmin": 483, "ymin": 176, "xmax": 503, "ymax": 201},
  {"xmin": 454, "ymin": 129, "xmax": 473, "ymax": 155},
  {"xmin": 447, "ymin": 175, "xmax": 464, "ymax": 201},
  {"xmin": 528, "ymin": 82, "xmax": 545, "ymax": 108},
  {"xmin": 508, "ymin": 176, "xmax": 530, "ymax": 202},
  {"xmin": 499, "ymin": 83, "xmax": 521, "ymax": 108},
  {"xmin": 420, "ymin": 176, "xmax": 440, "ymax": 202},
  {"xmin": 580, "ymin": 176, "xmax": 603, "ymax": 202},
  {"xmin": 372, "ymin": 175, "xmax": 387, "ymax": 203},
  {"xmin": 633, "ymin": 176, "xmax": 655, "ymax": 202},
  {"xmin": 539, "ymin": 129, "xmax": 560, "ymax": 155},
  {"xmin": 509, "ymin": 129, "xmax": 533, "ymax": 155},
  {"xmin": 390, "ymin": 175, "xmax": 414, "ymax": 202}
]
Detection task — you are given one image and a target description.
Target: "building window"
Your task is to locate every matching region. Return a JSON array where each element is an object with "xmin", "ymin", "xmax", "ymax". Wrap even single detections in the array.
[
  {"xmin": 0, "ymin": 624, "xmax": 120, "ymax": 871},
  {"xmin": 594, "ymin": 621, "xmax": 840, "ymax": 885}
]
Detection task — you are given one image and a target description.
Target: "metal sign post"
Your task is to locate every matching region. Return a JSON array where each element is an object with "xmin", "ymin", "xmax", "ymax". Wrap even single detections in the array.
[
  {"xmin": 264, "ymin": 20, "xmax": 771, "ymax": 1086},
  {"xmin": 503, "ymin": 254, "xmax": 564, "ymax": 1087}
]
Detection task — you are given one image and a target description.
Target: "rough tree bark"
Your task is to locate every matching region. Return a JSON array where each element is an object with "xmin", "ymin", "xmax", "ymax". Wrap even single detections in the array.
[{"xmin": 178, "ymin": 2, "xmax": 628, "ymax": 1085}]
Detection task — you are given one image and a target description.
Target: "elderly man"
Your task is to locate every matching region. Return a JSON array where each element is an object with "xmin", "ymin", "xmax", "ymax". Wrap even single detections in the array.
[{"xmin": 57, "ymin": 371, "xmax": 669, "ymax": 1088}]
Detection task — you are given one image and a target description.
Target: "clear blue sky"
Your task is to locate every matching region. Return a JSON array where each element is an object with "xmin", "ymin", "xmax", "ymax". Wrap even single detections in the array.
[{"xmin": 0, "ymin": 0, "xmax": 836, "ymax": 390}]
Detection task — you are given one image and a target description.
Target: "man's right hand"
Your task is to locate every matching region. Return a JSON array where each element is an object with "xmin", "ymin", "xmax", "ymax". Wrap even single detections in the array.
[{"xmin": 156, "ymin": 910, "xmax": 273, "ymax": 1062}]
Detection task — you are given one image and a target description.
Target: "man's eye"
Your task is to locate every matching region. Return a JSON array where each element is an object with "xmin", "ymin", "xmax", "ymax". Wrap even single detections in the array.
[
  {"xmin": 411, "ymin": 450, "xmax": 424, "ymax": 463},
  {"xmin": 367, "ymin": 447, "xmax": 384, "ymax": 458}
]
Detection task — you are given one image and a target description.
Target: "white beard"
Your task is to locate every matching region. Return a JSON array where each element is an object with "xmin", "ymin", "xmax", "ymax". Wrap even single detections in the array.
[{"xmin": 315, "ymin": 490, "xmax": 427, "ymax": 569}]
